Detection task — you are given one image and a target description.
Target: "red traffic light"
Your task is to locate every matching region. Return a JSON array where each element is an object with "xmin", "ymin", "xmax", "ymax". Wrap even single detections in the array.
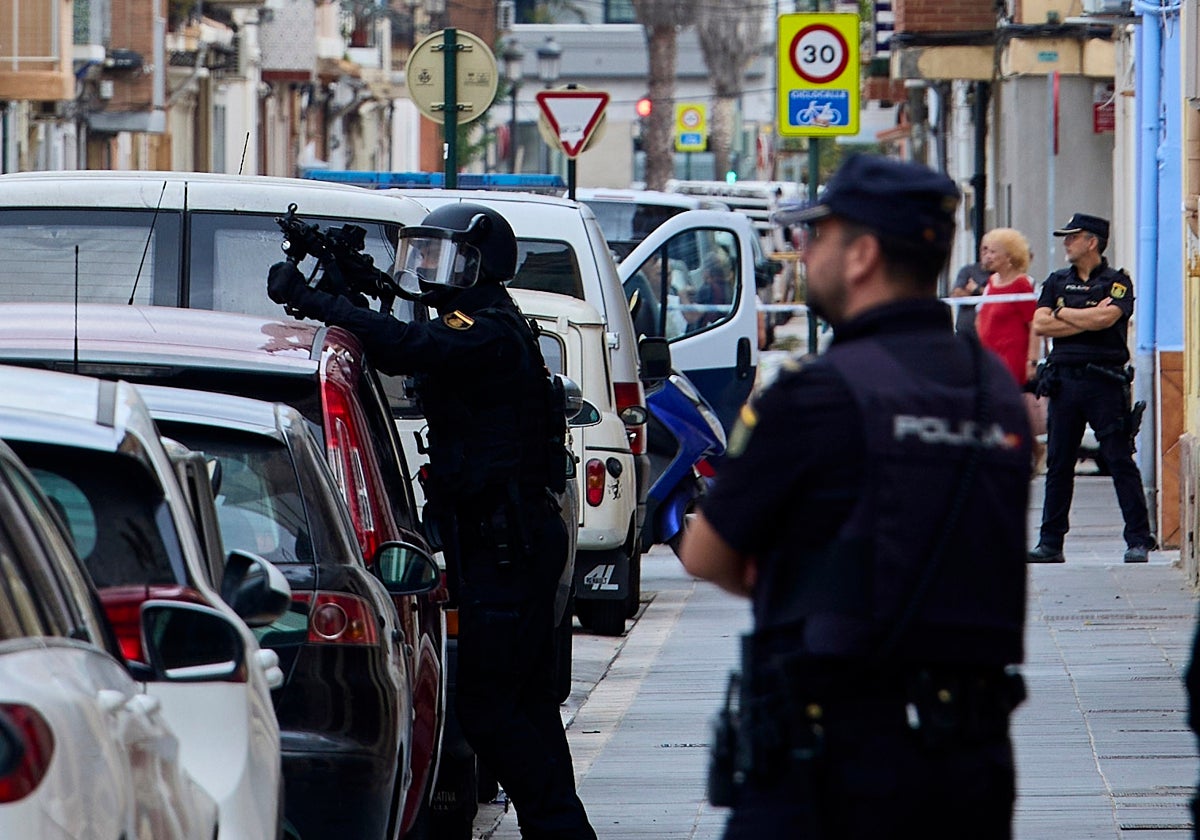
[{"xmin": 635, "ymin": 97, "xmax": 652, "ymax": 118}]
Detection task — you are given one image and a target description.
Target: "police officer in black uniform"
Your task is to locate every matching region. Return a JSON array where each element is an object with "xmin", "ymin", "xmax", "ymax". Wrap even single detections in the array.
[
  {"xmin": 1027, "ymin": 212, "xmax": 1155, "ymax": 564},
  {"xmin": 266, "ymin": 203, "xmax": 597, "ymax": 840},
  {"xmin": 680, "ymin": 154, "xmax": 1031, "ymax": 839}
]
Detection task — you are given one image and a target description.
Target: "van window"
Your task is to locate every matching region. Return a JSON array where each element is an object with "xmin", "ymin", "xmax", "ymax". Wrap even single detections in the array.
[
  {"xmin": 538, "ymin": 334, "xmax": 564, "ymax": 376},
  {"xmin": 581, "ymin": 200, "xmax": 686, "ymax": 258},
  {"xmin": 0, "ymin": 209, "xmax": 183, "ymax": 305},
  {"xmin": 629, "ymin": 228, "xmax": 741, "ymax": 340},
  {"xmin": 188, "ymin": 211, "xmax": 401, "ymax": 316},
  {"xmin": 508, "ymin": 240, "xmax": 584, "ymax": 299}
]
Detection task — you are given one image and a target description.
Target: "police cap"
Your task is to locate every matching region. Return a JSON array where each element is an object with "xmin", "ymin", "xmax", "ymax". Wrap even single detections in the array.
[
  {"xmin": 1052, "ymin": 212, "xmax": 1109, "ymax": 240},
  {"xmin": 788, "ymin": 153, "xmax": 960, "ymax": 253}
]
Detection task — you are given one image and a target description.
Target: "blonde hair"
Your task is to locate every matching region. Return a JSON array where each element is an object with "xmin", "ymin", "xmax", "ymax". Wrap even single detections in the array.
[{"xmin": 983, "ymin": 228, "xmax": 1032, "ymax": 274}]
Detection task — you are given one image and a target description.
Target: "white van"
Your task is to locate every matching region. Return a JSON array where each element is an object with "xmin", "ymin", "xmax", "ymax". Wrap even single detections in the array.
[
  {"xmin": 575, "ymin": 189, "xmax": 764, "ymax": 434},
  {"xmin": 381, "ymin": 188, "xmax": 657, "ymax": 630},
  {"xmin": 0, "ymin": 170, "xmax": 428, "ymax": 313}
]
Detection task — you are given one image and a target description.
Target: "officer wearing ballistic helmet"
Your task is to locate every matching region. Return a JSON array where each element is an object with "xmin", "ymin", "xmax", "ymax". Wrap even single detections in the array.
[
  {"xmin": 266, "ymin": 203, "xmax": 597, "ymax": 840},
  {"xmin": 680, "ymin": 154, "xmax": 1031, "ymax": 839},
  {"xmin": 1027, "ymin": 212, "xmax": 1155, "ymax": 565}
]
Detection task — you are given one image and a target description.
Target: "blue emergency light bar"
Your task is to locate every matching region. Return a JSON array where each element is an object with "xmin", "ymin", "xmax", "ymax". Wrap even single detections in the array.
[{"xmin": 302, "ymin": 170, "xmax": 567, "ymax": 193}]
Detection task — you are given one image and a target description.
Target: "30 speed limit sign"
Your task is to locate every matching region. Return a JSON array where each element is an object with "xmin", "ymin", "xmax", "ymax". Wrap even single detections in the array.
[
  {"xmin": 789, "ymin": 24, "xmax": 848, "ymax": 84},
  {"xmin": 776, "ymin": 13, "xmax": 859, "ymax": 137}
]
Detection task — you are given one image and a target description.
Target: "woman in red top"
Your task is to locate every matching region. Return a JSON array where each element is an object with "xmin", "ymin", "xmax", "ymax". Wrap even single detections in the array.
[
  {"xmin": 975, "ymin": 227, "xmax": 1038, "ymax": 384},
  {"xmin": 975, "ymin": 227, "xmax": 1044, "ymax": 468}
]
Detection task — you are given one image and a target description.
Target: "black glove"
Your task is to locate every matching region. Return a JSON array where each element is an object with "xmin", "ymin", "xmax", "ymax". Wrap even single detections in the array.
[{"xmin": 268, "ymin": 261, "xmax": 305, "ymax": 305}]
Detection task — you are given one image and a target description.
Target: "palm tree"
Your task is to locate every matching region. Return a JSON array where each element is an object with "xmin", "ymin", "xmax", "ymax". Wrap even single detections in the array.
[
  {"xmin": 695, "ymin": 2, "xmax": 766, "ymax": 178},
  {"xmin": 632, "ymin": 0, "xmax": 690, "ymax": 189}
]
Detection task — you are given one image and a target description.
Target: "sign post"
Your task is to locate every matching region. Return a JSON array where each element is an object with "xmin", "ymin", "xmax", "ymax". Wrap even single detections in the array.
[
  {"xmin": 405, "ymin": 29, "xmax": 499, "ymax": 188},
  {"xmin": 536, "ymin": 89, "xmax": 609, "ymax": 200},
  {"xmin": 674, "ymin": 102, "xmax": 707, "ymax": 180}
]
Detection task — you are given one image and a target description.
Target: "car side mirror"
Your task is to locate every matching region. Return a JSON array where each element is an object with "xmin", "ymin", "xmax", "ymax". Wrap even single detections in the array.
[
  {"xmin": 140, "ymin": 601, "xmax": 246, "ymax": 683},
  {"xmin": 557, "ymin": 374, "xmax": 583, "ymax": 420},
  {"xmin": 569, "ymin": 400, "xmax": 602, "ymax": 427},
  {"xmin": 638, "ymin": 336, "xmax": 671, "ymax": 384},
  {"xmin": 374, "ymin": 540, "xmax": 441, "ymax": 595},
  {"xmin": 220, "ymin": 549, "xmax": 292, "ymax": 628}
]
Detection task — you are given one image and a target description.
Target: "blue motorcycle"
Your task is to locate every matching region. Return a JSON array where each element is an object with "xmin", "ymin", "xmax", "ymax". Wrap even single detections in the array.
[{"xmin": 642, "ymin": 371, "xmax": 727, "ymax": 557}]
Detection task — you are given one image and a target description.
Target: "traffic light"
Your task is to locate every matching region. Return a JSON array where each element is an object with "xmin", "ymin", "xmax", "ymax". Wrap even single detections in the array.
[{"xmin": 636, "ymin": 97, "xmax": 652, "ymax": 118}]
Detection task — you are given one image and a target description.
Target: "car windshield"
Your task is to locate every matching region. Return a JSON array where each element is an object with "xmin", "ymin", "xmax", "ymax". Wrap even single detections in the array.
[{"xmin": 11, "ymin": 443, "xmax": 186, "ymax": 589}]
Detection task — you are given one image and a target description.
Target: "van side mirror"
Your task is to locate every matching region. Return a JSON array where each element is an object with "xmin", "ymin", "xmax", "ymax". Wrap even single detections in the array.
[{"xmin": 638, "ymin": 336, "xmax": 671, "ymax": 384}]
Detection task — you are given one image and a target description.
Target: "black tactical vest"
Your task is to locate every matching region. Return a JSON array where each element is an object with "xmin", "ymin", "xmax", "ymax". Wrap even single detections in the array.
[
  {"xmin": 755, "ymin": 337, "xmax": 1029, "ymax": 668},
  {"xmin": 416, "ymin": 298, "xmax": 564, "ymax": 505}
]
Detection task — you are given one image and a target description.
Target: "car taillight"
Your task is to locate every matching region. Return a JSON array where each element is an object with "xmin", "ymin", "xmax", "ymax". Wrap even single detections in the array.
[
  {"xmin": 99, "ymin": 585, "xmax": 210, "ymax": 663},
  {"xmin": 0, "ymin": 704, "xmax": 53, "ymax": 803},
  {"xmin": 291, "ymin": 592, "xmax": 379, "ymax": 646},
  {"xmin": 585, "ymin": 458, "xmax": 605, "ymax": 507},
  {"xmin": 695, "ymin": 457, "xmax": 716, "ymax": 478},
  {"xmin": 613, "ymin": 381, "xmax": 646, "ymax": 456},
  {"xmin": 322, "ymin": 380, "xmax": 381, "ymax": 561}
]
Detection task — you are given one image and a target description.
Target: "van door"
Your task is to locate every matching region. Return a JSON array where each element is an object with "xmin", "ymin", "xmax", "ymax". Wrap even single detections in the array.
[{"xmin": 617, "ymin": 210, "xmax": 759, "ymax": 433}]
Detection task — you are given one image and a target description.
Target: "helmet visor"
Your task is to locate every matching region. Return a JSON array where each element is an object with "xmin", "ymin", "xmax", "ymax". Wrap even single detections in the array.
[{"xmin": 393, "ymin": 226, "xmax": 482, "ymax": 297}]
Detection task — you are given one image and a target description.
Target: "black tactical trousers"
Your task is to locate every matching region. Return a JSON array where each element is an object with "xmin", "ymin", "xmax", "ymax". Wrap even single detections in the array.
[
  {"xmin": 1039, "ymin": 367, "xmax": 1152, "ymax": 550},
  {"xmin": 722, "ymin": 704, "xmax": 1015, "ymax": 839},
  {"xmin": 452, "ymin": 504, "xmax": 596, "ymax": 840}
]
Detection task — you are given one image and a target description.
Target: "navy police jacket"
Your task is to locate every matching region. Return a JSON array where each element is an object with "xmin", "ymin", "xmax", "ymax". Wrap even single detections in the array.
[
  {"xmin": 703, "ymin": 300, "xmax": 1030, "ymax": 669},
  {"xmin": 1037, "ymin": 258, "xmax": 1133, "ymax": 366}
]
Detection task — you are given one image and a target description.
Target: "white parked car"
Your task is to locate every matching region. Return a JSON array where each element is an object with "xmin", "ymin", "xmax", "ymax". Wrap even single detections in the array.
[
  {"xmin": 0, "ymin": 366, "xmax": 289, "ymax": 840},
  {"xmin": 512, "ymin": 289, "xmax": 642, "ymax": 636},
  {"xmin": 0, "ymin": 436, "xmax": 220, "ymax": 840}
]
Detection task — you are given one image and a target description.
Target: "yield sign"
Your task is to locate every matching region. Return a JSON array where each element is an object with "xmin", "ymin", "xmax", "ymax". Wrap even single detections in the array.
[{"xmin": 536, "ymin": 90, "xmax": 609, "ymax": 158}]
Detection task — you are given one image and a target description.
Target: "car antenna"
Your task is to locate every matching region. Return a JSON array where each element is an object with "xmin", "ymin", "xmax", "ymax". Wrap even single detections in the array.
[
  {"xmin": 128, "ymin": 180, "xmax": 168, "ymax": 305},
  {"xmin": 239, "ymin": 132, "xmax": 250, "ymax": 175},
  {"xmin": 73, "ymin": 245, "xmax": 80, "ymax": 375}
]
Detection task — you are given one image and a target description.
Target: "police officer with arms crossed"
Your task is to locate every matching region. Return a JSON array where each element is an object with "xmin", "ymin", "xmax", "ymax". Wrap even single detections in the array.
[
  {"xmin": 680, "ymin": 154, "xmax": 1031, "ymax": 839},
  {"xmin": 266, "ymin": 203, "xmax": 597, "ymax": 840},
  {"xmin": 1027, "ymin": 212, "xmax": 1155, "ymax": 564}
]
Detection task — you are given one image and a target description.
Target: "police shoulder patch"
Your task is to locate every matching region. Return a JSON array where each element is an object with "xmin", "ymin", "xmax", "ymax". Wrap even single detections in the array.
[
  {"xmin": 442, "ymin": 310, "xmax": 475, "ymax": 330},
  {"xmin": 725, "ymin": 403, "xmax": 758, "ymax": 459},
  {"xmin": 1110, "ymin": 282, "xmax": 1127, "ymax": 299}
]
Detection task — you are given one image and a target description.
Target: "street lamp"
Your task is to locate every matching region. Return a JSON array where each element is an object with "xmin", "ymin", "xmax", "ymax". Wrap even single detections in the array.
[
  {"xmin": 502, "ymin": 39, "xmax": 524, "ymax": 173},
  {"xmin": 536, "ymin": 37, "xmax": 562, "ymax": 174},
  {"xmin": 536, "ymin": 36, "xmax": 562, "ymax": 89}
]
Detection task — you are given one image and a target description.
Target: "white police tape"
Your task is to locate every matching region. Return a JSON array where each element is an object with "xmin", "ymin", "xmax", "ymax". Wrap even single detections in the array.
[{"xmin": 757, "ymin": 292, "xmax": 1037, "ymax": 315}]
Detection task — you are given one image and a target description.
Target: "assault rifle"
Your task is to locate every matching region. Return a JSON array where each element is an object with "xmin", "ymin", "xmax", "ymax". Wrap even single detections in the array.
[{"xmin": 275, "ymin": 203, "xmax": 402, "ymax": 312}]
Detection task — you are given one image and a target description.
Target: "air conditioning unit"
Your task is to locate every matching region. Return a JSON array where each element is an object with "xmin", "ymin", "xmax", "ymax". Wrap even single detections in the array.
[{"xmin": 1081, "ymin": 0, "xmax": 1131, "ymax": 14}]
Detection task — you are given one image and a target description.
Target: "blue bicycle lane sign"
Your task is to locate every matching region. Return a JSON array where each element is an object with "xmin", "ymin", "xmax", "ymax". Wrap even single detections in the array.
[{"xmin": 789, "ymin": 89, "xmax": 850, "ymax": 128}]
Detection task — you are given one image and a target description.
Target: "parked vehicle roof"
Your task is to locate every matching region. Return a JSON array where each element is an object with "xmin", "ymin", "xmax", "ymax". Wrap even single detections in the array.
[
  {"xmin": 0, "ymin": 170, "xmax": 429, "ymax": 219},
  {"xmin": 0, "ymin": 303, "xmax": 320, "ymax": 376}
]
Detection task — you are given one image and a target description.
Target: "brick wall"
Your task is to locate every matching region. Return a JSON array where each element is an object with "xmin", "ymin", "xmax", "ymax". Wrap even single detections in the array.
[{"xmin": 895, "ymin": 0, "xmax": 995, "ymax": 32}]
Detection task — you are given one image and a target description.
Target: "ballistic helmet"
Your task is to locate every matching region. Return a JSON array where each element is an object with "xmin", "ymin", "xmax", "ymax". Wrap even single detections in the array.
[{"xmin": 393, "ymin": 203, "xmax": 518, "ymax": 304}]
